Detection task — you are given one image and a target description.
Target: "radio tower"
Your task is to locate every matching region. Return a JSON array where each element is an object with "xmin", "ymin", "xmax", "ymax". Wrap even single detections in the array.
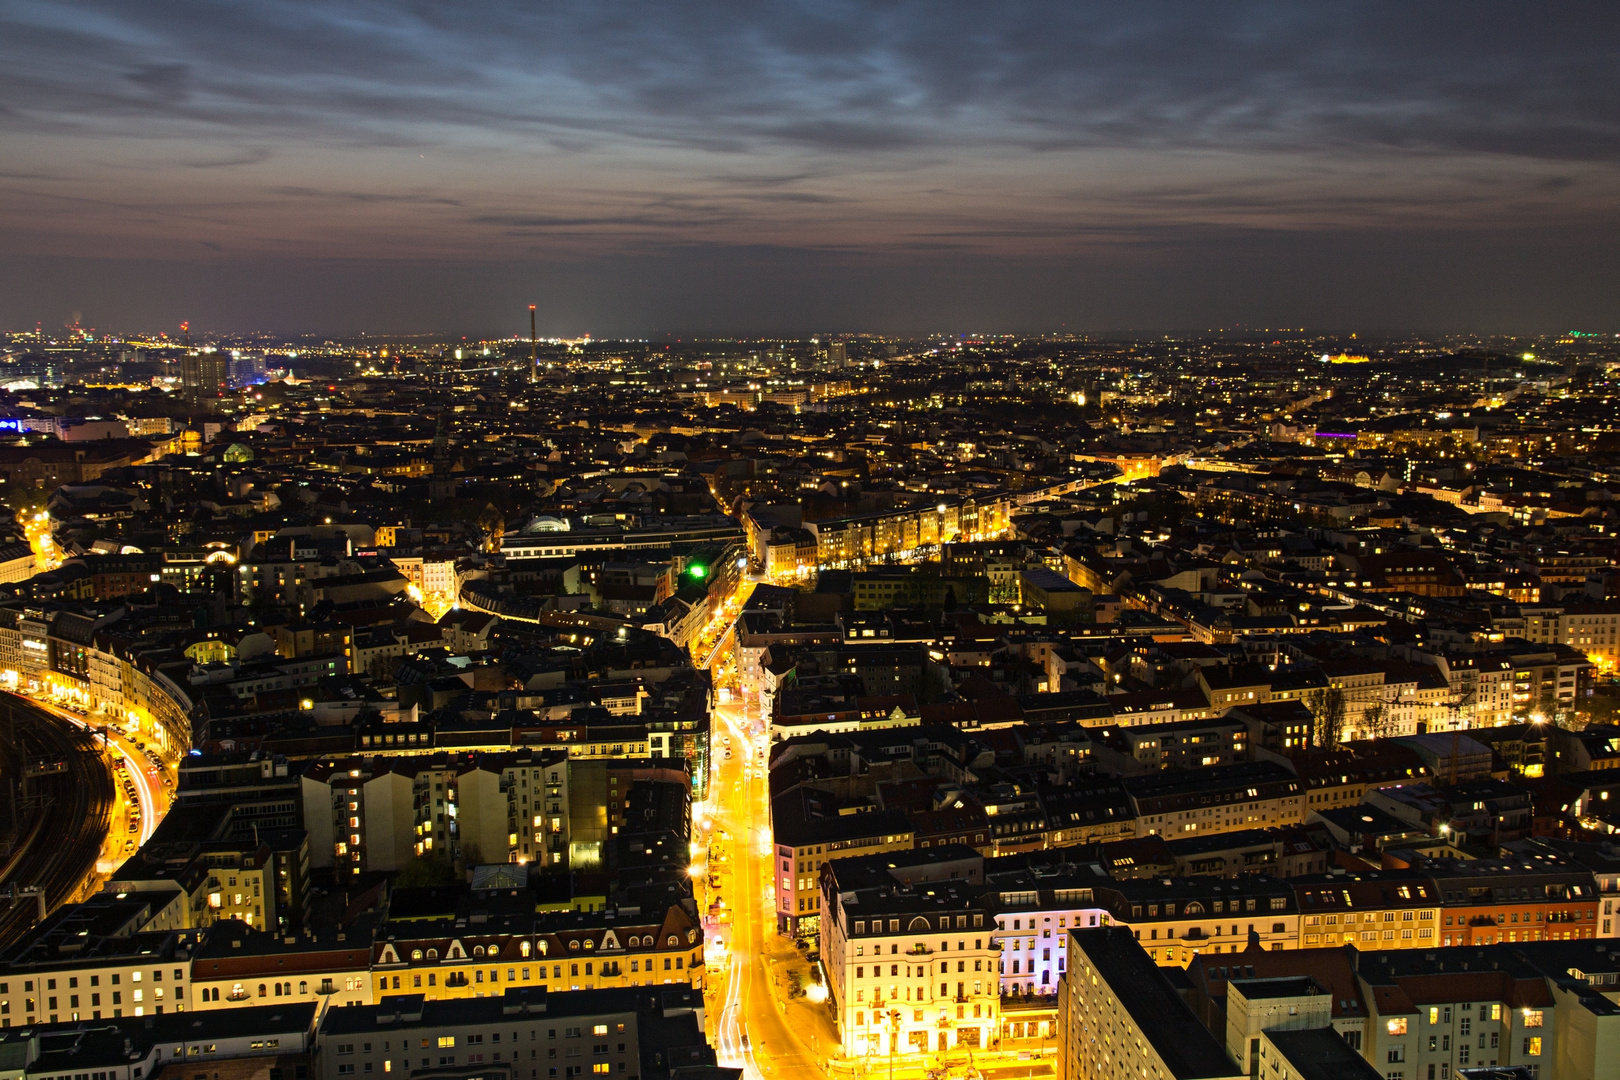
[{"xmin": 529, "ymin": 304, "xmax": 538, "ymax": 385}]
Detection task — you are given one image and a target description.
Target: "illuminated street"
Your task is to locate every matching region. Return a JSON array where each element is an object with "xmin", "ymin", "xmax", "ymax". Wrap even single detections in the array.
[
  {"xmin": 23, "ymin": 696, "xmax": 170, "ymax": 865},
  {"xmin": 692, "ymin": 569, "xmax": 759, "ymax": 676},
  {"xmin": 19, "ymin": 510, "xmax": 62, "ymax": 573},
  {"xmin": 1, "ymin": 3, "xmax": 1618, "ymax": 1074},
  {"xmin": 699, "ymin": 669, "xmax": 835, "ymax": 1080}
]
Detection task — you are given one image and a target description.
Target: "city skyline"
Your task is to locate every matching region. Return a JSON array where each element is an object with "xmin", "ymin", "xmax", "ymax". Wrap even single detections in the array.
[
  {"xmin": 2, "ymin": 2, "xmax": 1619, "ymax": 334},
  {"xmin": 0, "ymin": 328, "xmax": 1614, "ymax": 1080},
  {"xmin": 3, "ymin": 7, "xmax": 1620, "ymax": 1079}
]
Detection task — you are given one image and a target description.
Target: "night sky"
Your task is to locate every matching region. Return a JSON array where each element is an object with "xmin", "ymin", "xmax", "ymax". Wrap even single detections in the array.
[{"xmin": 1, "ymin": 2, "xmax": 1617, "ymax": 336}]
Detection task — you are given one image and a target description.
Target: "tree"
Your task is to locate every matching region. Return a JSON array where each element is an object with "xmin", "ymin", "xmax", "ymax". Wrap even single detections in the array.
[
  {"xmin": 477, "ymin": 503, "xmax": 505, "ymax": 553},
  {"xmin": 1533, "ymin": 685, "xmax": 1569, "ymax": 778},
  {"xmin": 1305, "ymin": 687, "xmax": 1346, "ymax": 748},
  {"xmin": 367, "ymin": 653, "xmax": 400, "ymax": 685},
  {"xmin": 1360, "ymin": 701, "xmax": 1393, "ymax": 741},
  {"xmin": 395, "ymin": 851, "xmax": 458, "ymax": 888},
  {"xmin": 1534, "ymin": 685, "xmax": 1562, "ymax": 727}
]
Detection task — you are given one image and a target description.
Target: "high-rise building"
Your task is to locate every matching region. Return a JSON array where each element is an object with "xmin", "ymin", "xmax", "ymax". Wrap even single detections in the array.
[
  {"xmin": 827, "ymin": 341, "xmax": 847, "ymax": 367},
  {"xmin": 227, "ymin": 352, "xmax": 268, "ymax": 388},
  {"xmin": 1061, "ymin": 927, "xmax": 1244, "ymax": 1080},
  {"xmin": 180, "ymin": 352, "xmax": 228, "ymax": 405}
]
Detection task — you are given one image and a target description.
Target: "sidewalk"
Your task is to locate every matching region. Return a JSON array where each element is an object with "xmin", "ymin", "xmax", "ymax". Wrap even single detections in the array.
[
  {"xmin": 759, "ymin": 932, "xmax": 842, "ymax": 1061},
  {"xmin": 753, "ymin": 934, "xmax": 1060, "ymax": 1080}
]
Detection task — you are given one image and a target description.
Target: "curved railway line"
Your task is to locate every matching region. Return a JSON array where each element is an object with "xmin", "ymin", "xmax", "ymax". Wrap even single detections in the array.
[{"xmin": 0, "ymin": 696, "xmax": 115, "ymax": 948}]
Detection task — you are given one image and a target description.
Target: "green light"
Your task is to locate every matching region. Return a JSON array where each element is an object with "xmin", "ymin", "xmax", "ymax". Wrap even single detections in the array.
[{"xmin": 688, "ymin": 564, "xmax": 707, "ymax": 579}]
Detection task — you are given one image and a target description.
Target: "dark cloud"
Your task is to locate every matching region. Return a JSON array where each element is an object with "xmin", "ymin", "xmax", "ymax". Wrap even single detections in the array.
[
  {"xmin": 182, "ymin": 148, "xmax": 273, "ymax": 169},
  {"xmin": 122, "ymin": 62, "xmax": 190, "ymax": 104},
  {"xmin": 0, "ymin": 2, "xmax": 1616, "ymax": 330},
  {"xmin": 6, "ymin": 3, "xmax": 1616, "ymax": 158},
  {"xmin": 269, "ymin": 186, "xmax": 462, "ymax": 207}
]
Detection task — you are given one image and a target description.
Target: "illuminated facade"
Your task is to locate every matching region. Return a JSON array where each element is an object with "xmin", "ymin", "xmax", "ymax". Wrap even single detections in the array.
[
  {"xmin": 822, "ymin": 869, "xmax": 1000, "ymax": 1056},
  {"xmin": 371, "ymin": 903, "xmax": 704, "ymax": 999},
  {"xmin": 809, "ymin": 495, "xmax": 1011, "ymax": 570}
]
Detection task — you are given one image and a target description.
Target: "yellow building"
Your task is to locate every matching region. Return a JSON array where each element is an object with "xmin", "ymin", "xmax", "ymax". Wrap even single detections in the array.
[
  {"xmin": 370, "ymin": 901, "xmax": 704, "ymax": 999},
  {"xmin": 1292, "ymin": 872, "xmax": 1440, "ymax": 951}
]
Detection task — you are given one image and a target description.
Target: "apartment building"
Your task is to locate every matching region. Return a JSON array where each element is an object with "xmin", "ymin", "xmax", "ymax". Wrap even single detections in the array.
[
  {"xmin": 821, "ymin": 862, "xmax": 1000, "ymax": 1056},
  {"xmin": 1428, "ymin": 644, "xmax": 1590, "ymax": 726},
  {"xmin": 1222, "ymin": 976, "xmax": 1372, "ymax": 1077},
  {"xmin": 371, "ymin": 900, "xmax": 706, "ymax": 1000},
  {"xmin": 1038, "ymin": 781, "xmax": 1139, "ymax": 847},
  {"xmin": 1287, "ymin": 743, "xmax": 1428, "ymax": 816},
  {"xmin": 772, "ymin": 793, "xmax": 912, "ymax": 940},
  {"xmin": 1291, "ymin": 871, "xmax": 1440, "ymax": 952},
  {"xmin": 315, "ymin": 985, "xmax": 712, "ymax": 1080},
  {"xmin": 810, "ymin": 502, "xmax": 973, "ymax": 570},
  {"xmin": 1096, "ymin": 877, "xmax": 1300, "ymax": 968},
  {"xmin": 1126, "ymin": 761, "xmax": 1306, "ymax": 839},
  {"xmin": 1357, "ymin": 955, "xmax": 1555, "ymax": 1078},
  {"xmin": 104, "ymin": 810, "xmax": 308, "ymax": 934},
  {"xmin": 0, "ymin": 898, "xmax": 198, "ymax": 1026},
  {"xmin": 1186, "ymin": 945, "xmax": 1371, "ymax": 1056},
  {"xmin": 1075, "ymin": 934, "xmax": 1574, "ymax": 1079},
  {"xmin": 19, "ymin": 1002, "xmax": 316, "ymax": 1080},
  {"xmin": 301, "ymin": 749, "xmax": 569, "ymax": 878},
  {"xmin": 1424, "ymin": 858, "xmax": 1603, "ymax": 947},
  {"xmin": 1254, "ymin": 1028, "xmax": 1382, "ymax": 1080},
  {"xmin": 189, "ymin": 919, "xmax": 372, "ymax": 1011},
  {"xmin": 1110, "ymin": 716, "xmax": 1249, "ymax": 770},
  {"xmin": 733, "ymin": 609, "xmax": 842, "ymax": 707},
  {"xmin": 238, "ymin": 537, "xmax": 362, "ymax": 612},
  {"xmin": 1420, "ymin": 651, "xmax": 1517, "ymax": 727},
  {"xmin": 1060, "ymin": 926, "xmax": 1243, "ymax": 1080},
  {"xmin": 1516, "ymin": 601, "xmax": 1620, "ymax": 671},
  {"xmin": 987, "ymin": 871, "xmax": 1108, "ymax": 998}
]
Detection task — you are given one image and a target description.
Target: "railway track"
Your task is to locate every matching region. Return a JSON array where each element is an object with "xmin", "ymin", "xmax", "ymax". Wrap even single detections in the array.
[{"xmin": 0, "ymin": 699, "xmax": 114, "ymax": 948}]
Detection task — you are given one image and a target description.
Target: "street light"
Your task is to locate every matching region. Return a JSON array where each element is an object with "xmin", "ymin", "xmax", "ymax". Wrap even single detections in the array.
[{"xmin": 887, "ymin": 1008, "xmax": 902, "ymax": 1080}]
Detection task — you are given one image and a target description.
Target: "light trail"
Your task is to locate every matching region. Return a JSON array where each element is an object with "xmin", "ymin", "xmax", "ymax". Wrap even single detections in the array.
[
  {"xmin": 704, "ymin": 694, "xmax": 829, "ymax": 1080},
  {"xmin": 693, "ymin": 564, "xmax": 832, "ymax": 1080},
  {"xmin": 30, "ymin": 700, "xmax": 164, "ymax": 846},
  {"xmin": 109, "ymin": 732, "xmax": 162, "ymax": 846}
]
